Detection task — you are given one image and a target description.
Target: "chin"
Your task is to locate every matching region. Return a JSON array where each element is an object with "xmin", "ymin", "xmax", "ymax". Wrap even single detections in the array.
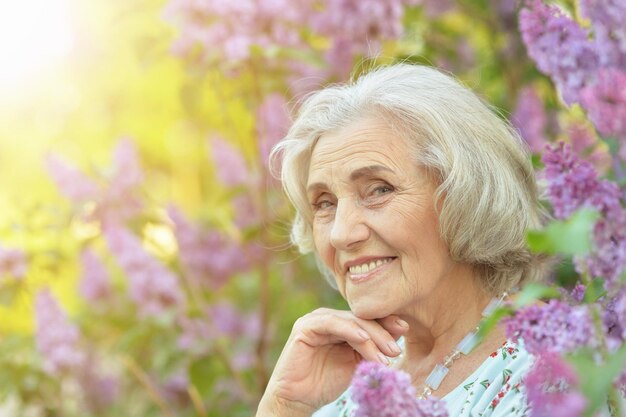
[{"xmin": 349, "ymin": 301, "xmax": 389, "ymax": 321}]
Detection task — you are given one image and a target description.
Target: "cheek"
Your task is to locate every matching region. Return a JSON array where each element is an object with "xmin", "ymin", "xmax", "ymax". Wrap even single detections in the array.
[{"xmin": 313, "ymin": 223, "xmax": 334, "ymax": 267}]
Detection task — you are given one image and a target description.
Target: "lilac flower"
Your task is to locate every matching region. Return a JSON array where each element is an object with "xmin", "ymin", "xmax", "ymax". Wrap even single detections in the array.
[
  {"xmin": 580, "ymin": 68, "xmax": 626, "ymax": 140},
  {"xmin": 504, "ymin": 300, "xmax": 595, "ymax": 355},
  {"xmin": 46, "ymin": 154, "xmax": 100, "ymax": 203},
  {"xmin": 77, "ymin": 354, "xmax": 119, "ymax": 412},
  {"xmin": 567, "ymin": 123, "xmax": 611, "ymax": 173},
  {"xmin": 512, "ymin": 86, "xmax": 547, "ymax": 153},
  {"xmin": 542, "ymin": 142, "xmax": 600, "ymax": 219},
  {"xmin": 233, "ymin": 195, "xmax": 259, "ymax": 230},
  {"xmin": 35, "ymin": 289, "xmax": 86, "ymax": 375},
  {"xmin": 108, "ymin": 137, "xmax": 144, "ymax": 195},
  {"xmin": 310, "ymin": 0, "xmax": 414, "ymax": 77},
  {"xmin": 415, "ymin": 396, "xmax": 449, "ymax": 417},
  {"xmin": 0, "ymin": 246, "xmax": 27, "ymax": 279},
  {"xmin": 210, "ymin": 136, "xmax": 249, "ymax": 187},
  {"xmin": 580, "ymin": 0, "xmax": 626, "ymax": 69},
  {"xmin": 525, "ymin": 352, "xmax": 587, "ymax": 417},
  {"xmin": 163, "ymin": 0, "xmax": 308, "ymax": 66},
  {"xmin": 602, "ymin": 289, "xmax": 626, "ymax": 351},
  {"xmin": 104, "ymin": 226, "xmax": 183, "ymax": 316},
  {"xmin": 256, "ymin": 93, "xmax": 291, "ymax": 166},
  {"xmin": 351, "ymin": 361, "xmax": 420, "ymax": 417},
  {"xmin": 46, "ymin": 138, "xmax": 145, "ymax": 226},
  {"xmin": 582, "ymin": 211, "xmax": 626, "ymax": 290},
  {"xmin": 519, "ymin": 0, "xmax": 598, "ymax": 104},
  {"xmin": 168, "ymin": 206, "xmax": 257, "ymax": 289},
  {"xmin": 570, "ymin": 284, "xmax": 586, "ymax": 303},
  {"xmin": 79, "ymin": 249, "xmax": 112, "ymax": 303}
]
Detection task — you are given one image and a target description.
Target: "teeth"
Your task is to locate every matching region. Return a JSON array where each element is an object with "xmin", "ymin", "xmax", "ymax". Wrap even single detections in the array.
[{"xmin": 349, "ymin": 258, "xmax": 393, "ymax": 274}]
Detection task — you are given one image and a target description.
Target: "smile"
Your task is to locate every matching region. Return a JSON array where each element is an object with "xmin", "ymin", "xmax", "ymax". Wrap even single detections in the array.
[{"xmin": 346, "ymin": 256, "xmax": 396, "ymax": 282}]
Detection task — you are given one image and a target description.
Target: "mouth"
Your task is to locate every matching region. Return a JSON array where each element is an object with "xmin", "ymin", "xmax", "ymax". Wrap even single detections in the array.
[{"xmin": 345, "ymin": 256, "xmax": 396, "ymax": 282}]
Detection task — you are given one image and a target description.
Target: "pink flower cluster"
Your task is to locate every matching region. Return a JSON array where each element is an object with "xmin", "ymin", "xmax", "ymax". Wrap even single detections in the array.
[
  {"xmin": 519, "ymin": 0, "xmax": 626, "ymax": 142},
  {"xmin": 504, "ymin": 299, "xmax": 595, "ymax": 355},
  {"xmin": 524, "ymin": 352, "xmax": 587, "ymax": 417},
  {"xmin": 79, "ymin": 249, "xmax": 112, "ymax": 303},
  {"xmin": 168, "ymin": 206, "xmax": 260, "ymax": 290},
  {"xmin": 542, "ymin": 142, "xmax": 626, "ymax": 287},
  {"xmin": 177, "ymin": 301, "xmax": 261, "ymax": 370},
  {"xmin": 0, "ymin": 245, "xmax": 27, "ymax": 279},
  {"xmin": 104, "ymin": 226, "xmax": 183, "ymax": 316},
  {"xmin": 35, "ymin": 289, "xmax": 86, "ymax": 374},
  {"xmin": 512, "ymin": 86, "xmax": 547, "ymax": 153},
  {"xmin": 164, "ymin": 0, "xmax": 417, "ymax": 78},
  {"xmin": 35, "ymin": 289, "xmax": 119, "ymax": 408},
  {"xmin": 46, "ymin": 138, "xmax": 144, "ymax": 227},
  {"xmin": 351, "ymin": 361, "xmax": 448, "ymax": 417}
]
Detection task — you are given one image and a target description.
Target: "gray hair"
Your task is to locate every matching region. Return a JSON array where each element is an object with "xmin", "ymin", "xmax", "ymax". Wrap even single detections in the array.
[{"xmin": 271, "ymin": 64, "xmax": 546, "ymax": 295}]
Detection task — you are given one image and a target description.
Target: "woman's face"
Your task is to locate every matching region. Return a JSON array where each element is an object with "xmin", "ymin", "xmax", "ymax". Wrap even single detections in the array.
[{"xmin": 307, "ymin": 116, "xmax": 457, "ymax": 320}]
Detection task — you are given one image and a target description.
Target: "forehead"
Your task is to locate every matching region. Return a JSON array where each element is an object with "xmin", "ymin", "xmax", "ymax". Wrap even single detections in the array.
[{"xmin": 308, "ymin": 117, "xmax": 415, "ymax": 185}]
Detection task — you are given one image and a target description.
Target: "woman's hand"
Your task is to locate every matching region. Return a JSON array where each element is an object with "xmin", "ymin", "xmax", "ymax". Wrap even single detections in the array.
[{"xmin": 256, "ymin": 308, "xmax": 409, "ymax": 417}]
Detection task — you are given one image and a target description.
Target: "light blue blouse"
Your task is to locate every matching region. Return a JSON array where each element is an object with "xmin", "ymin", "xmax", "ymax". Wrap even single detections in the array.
[{"xmin": 312, "ymin": 340, "xmax": 533, "ymax": 417}]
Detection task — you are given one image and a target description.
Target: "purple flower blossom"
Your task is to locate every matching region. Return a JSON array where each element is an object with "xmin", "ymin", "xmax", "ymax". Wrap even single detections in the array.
[
  {"xmin": 351, "ymin": 361, "xmax": 447, "ymax": 417},
  {"xmin": 79, "ymin": 249, "xmax": 112, "ymax": 303},
  {"xmin": 602, "ymin": 289, "xmax": 626, "ymax": 351},
  {"xmin": 519, "ymin": 0, "xmax": 598, "ymax": 104},
  {"xmin": 512, "ymin": 86, "xmax": 547, "ymax": 153},
  {"xmin": 46, "ymin": 154, "xmax": 100, "ymax": 203},
  {"xmin": 210, "ymin": 136, "xmax": 249, "ymax": 187},
  {"xmin": 567, "ymin": 123, "xmax": 611, "ymax": 173},
  {"xmin": 351, "ymin": 361, "xmax": 420, "ymax": 417},
  {"xmin": 580, "ymin": 0, "xmax": 626, "ymax": 69},
  {"xmin": 580, "ymin": 68, "xmax": 626, "ymax": 140},
  {"xmin": 104, "ymin": 226, "xmax": 183, "ymax": 316},
  {"xmin": 0, "ymin": 246, "xmax": 27, "ymax": 279},
  {"xmin": 542, "ymin": 142, "xmax": 600, "ymax": 220},
  {"xmin": 77, "ymin": 354, "xmax": 119, "ymax": 412},
  {"xmin": 570, "ymin": 284, "xmax": 586, "ymax": 303},
  {"xmin": 46, "ymin": 138, "xmax": 145, "ymax": 226},
  {"xmin": 525, "ymin": 352, "xmax": 587, "ymax": 417},
  {"xmin": 35, "ymin": 289, "xmax": 86, "ymax": 375},
  {"xmin": 163, "ymin": 0, "xmax": 308, "ymax": 66},
  {"xmin": 256, "ymin": 93, "xmax": 291, "ymax": 166},
  {"xmin": 504, "ymin": 300, "xmax": 595, "ymax": 355},
  {"xmin": 168, "ymin": 206, "xmax": 258, "ymax": 289}
]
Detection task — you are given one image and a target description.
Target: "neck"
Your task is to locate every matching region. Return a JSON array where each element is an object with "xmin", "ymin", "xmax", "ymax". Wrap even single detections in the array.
[{"xmin": 394, "ymin": 264, "xmax": 492, "ymax": 376}]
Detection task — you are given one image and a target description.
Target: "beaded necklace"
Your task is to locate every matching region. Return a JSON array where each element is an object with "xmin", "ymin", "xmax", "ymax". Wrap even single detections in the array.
[{"xmin": 411, "ymin": 292, "xmax": 508, "ymax": 399}]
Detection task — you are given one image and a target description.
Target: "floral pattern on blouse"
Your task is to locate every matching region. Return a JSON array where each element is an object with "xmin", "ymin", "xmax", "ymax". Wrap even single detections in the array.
[{"xmin": 312, "ymin": 340, "xmax": 533, "ymax": 417}]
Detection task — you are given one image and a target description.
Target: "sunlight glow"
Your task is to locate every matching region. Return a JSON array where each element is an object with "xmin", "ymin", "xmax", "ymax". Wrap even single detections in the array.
[{"xmin": 0, "ymin": 0, "xmax": 74, "ymax": 88}]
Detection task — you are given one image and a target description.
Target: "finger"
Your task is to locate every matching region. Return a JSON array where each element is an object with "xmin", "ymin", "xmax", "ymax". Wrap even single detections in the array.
[
  {"xmin": 376, "ymin": 315, "xmax": 410, "ymax": 340},
  {"xmin": 355, "ymin": 318, "xmax": 404, "ymax": 358},
  {"xmin": 293, "ymin": 313, "xmax": 391, "ymax": 365}
]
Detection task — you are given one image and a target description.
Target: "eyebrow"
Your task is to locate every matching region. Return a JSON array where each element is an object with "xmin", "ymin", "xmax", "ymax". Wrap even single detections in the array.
[{"xmin": 306, "ymin": 165, "xmax": 395, "ymax": 194}]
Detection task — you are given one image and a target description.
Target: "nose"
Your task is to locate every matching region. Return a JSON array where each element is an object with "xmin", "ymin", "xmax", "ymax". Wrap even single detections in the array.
[{"xmin": 330, "ymin": 198, "xmax": 370, "ymax": 250}]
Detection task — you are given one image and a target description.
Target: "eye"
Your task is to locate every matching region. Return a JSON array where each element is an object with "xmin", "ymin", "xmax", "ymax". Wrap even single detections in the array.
[
  {"xmin": 314, "ymin": 200, "xmax": 334, "ymax": 210},
  {"xmin": 372, "ymin": 184, "xmax": 393, "ymax": 195},
  {"xmin": 311, "ymin": 193, "xmax": 336, "ymax": 212}
]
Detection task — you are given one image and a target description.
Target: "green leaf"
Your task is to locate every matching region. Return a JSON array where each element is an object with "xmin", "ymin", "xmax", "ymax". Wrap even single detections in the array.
[
  {"xmin": 513, "ymin": 283, "xmax": 561, "ymax": 308},
  {"xmin": 582, "ymin": 278, "xmax": 607, "ymax": 303},
  {"xmin": 189, "ymin": 356, "xmax": 228, "ymax": 397},
  {"xmin": 478, "ymin": 305, "xmax": 514, "ymax": 338},
  {"xmin": 567, "ymin": 344, "xmax": 626, "ymax": 417},
  {"xmin": 527, "ymin": 209, "xmax": 599, "ymax": 256}
]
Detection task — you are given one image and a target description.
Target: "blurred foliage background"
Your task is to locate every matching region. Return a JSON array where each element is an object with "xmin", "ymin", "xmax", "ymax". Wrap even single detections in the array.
[{"xmin": 0, "ymin": 0, "xmax": 615, "ymax": 416}]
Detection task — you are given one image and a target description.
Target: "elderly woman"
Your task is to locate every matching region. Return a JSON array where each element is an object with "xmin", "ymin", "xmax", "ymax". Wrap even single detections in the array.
[{"xmin": 257, "ymin": 64, "xmax": 543, "ymax": 417}]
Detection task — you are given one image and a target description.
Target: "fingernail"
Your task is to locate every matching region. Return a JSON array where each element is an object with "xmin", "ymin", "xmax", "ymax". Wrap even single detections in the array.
[
  {"xmin": 395, "ymin": 319, "xmax": 409, "ymax": 328},
  {"xmin": 388, "ymin": 341, "xmax": 401, "ymax": 354},
  {"xmin": 358, "ymin": 330, "xmax": 370, "ymax": 341},
  {"xmin": 377, "ymin": 352, "xmax": 390, "ymax": 365}
]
